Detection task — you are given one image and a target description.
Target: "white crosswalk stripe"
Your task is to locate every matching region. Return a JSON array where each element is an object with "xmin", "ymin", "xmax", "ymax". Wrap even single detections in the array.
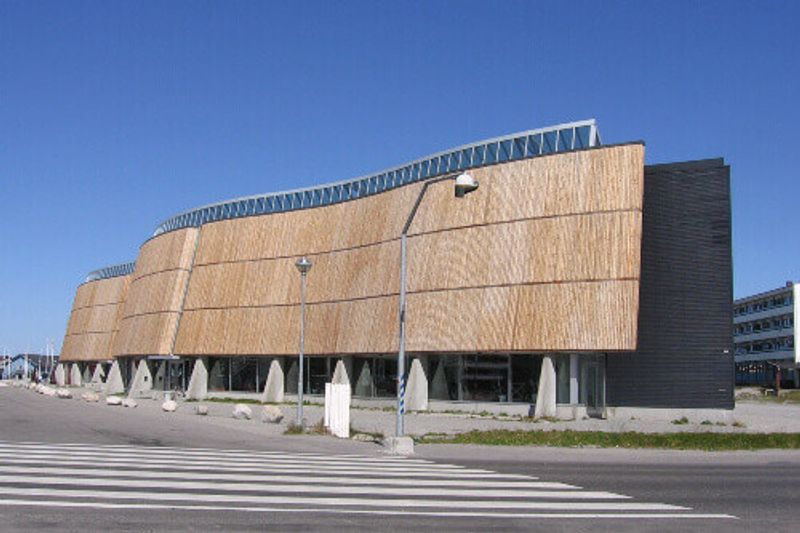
[{"xmin": 0, "ymin": 440, "xmax": 736, "ymax": 520}]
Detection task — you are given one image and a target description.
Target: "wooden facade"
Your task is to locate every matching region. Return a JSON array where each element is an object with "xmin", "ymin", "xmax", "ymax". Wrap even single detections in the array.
[
  {"xmin": 71, "ymin": 143, "xmax": 644, "ymax": 359},
  {"xmin": 60, "ymin": 275, "xmax": 130, "ymax": 362}
]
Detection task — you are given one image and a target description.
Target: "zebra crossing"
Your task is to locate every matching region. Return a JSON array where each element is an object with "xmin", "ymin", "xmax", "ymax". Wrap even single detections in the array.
[{"xmin": 0, "ymin": 440, "xmax": 734, "ymax": 520}]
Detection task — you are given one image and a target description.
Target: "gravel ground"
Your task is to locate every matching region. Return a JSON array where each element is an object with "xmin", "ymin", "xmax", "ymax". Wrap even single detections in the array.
[{"xmin": 5, "ymin": 380, "xmax": 799, "ymax": 438}]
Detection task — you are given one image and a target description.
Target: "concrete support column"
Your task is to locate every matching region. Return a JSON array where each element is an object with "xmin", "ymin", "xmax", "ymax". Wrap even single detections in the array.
[
  {"xmin": 354, "ymin": 361, "xmax": 374, "ymax": 397},
  {"xmin": 405, "ymin": 358, "xmax": 428, "ymax": 411},
  {"xmin": 534, "ymin": 355, "xmax": 557, "ymax": 418},
  {"xmin": 54, "ymin": 364, "xmax": 66, "ymax": 387},
  {"xmin": 331, "ymin": 359, "xmax": 350, "ymax": 385},
  {"xmin": 128, "ymin": 359, "xmax": 153, "ymax": 399},
  {"xmin": 285, "ymin": 360, "xmax": 298, "ymax": 394},
  {"xmin": 82, "ymin": 365, "xmax": 92, "ymax": 384},
  {"xmin": 569, "ymin": 353, "xmax": 580, "ymax": 405},
  {"xmin": 70, "ymin": 364, "xmax": 82, "ymax": 388},
  {"xmin": 429, "ymin": 358, "xmax": 449, "ymax": 400},
  {"xmin": 260, "ymin": 359, "xmax": 284, "ymax": 403},
  {"xmin": 185, "ymin": 357, "xmax": 208, "ymax": 401},
  {"xmin": 90, "ymin": 364, "xmax": 105, "ymax": 389},
  {"xmin": 104, "ymin": 360, "xmax": 125, "ymax": 396},
  {"xmin": 342, "ymin": 356, "xmax": 354, "ymax": 385}
]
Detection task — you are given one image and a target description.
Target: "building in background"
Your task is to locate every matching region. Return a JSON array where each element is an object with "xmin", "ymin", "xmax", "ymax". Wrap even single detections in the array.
[
  {"xmin": 58, "ymin": 120, "xmax": 734, "ymax": 418},
  {"xmin": 734, "ymin": 283, "xmax": 798, "ymax": 388}
]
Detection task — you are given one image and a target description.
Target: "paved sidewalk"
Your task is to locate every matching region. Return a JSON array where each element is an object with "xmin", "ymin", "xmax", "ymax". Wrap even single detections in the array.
[{"xmin": 5, "ymin": 381, "xmax": 800, "ymax": 440}]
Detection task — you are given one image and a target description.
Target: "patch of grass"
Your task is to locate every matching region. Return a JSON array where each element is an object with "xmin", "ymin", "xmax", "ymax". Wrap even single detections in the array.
[
  {"xmin": 283, "ymin": 423, "xmax": 304, "ymax": 435},
  {"xmin": 700, "ymin": 420, "xmax": 713, "ymax": 426},
  {"xmin": 206, "ymin": 397, "xmax": 262, "ymax": 404},
  {"xmin": 671, "ymin": 416, "xmax": 689, "ymax": 425},
  {"xmin": 732, "ymin": 421, "xmax": 747, "ymax": 428},
  {"xmin": 416, "ymin": 429, "xmax": 800, "ymax": 451}
]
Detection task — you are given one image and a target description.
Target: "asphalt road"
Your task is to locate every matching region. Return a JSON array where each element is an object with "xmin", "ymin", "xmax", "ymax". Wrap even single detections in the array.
[{"xmin": 0, "ymin": 385, "xmax": 798, "ymax": 532}]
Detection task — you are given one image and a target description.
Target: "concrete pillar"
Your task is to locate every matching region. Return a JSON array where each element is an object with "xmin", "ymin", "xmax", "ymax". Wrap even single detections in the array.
[
  {"xmin": 429, "ymin": 359, "xmax": 449, "ymax": 400},
  {"xmin": 405, "ymin": 358, "xmax": 428, "ymax": 411},
  {"xmin": 331, "ymin": 359, "xmax": 350, "ymax": 385},
  {"xmin": 354, "ymin": 362, "xmax": 374, "ymax": 397},
  {"xmin": 285, "ymin": 361, "xmax": 298, "ymax": 394},
  {"xmin": 54, "ymin": 364, "xmax": 66, "ymax": 387},
  {"xmin": 208, "ymin": 359, "xmax": 225, "ymax": 391},
  {"xmin": 128, "ymin": 359, "xmax": 153, "ymax": 399},
  {"xmin": 569, "ymin": 353, "xmax": 579, "ymax": 405},
  {"xmin": 82, "ymin": 365, "xmax": 92, "ymax": 384},
  {"xmin": 90, "ymin": 364, "xmax": 105, "ymax": 389},
  {"xmin": 260, "ymin": 359, "xmax": 284, "ymax": 403},
  {"xmin": 342, "ymin": 356, "xmax": 354, "ymax": 385},
  {"xmin": 104, "ymin": 360, "xmax": 125, "ymax": 396},
  {"xmin": 534, "ymin": 355, "xmax": 557, "ymax": 419},
  {"xmin": 70, "ymin": 364, "xmax": 82, "ymax": 387},
  {"xmin": 185, "ymin": 357, "xmax": 208, "ymax": 401}
]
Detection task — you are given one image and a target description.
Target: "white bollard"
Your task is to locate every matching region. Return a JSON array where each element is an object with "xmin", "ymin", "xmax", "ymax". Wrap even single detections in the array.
[{"xmin": 324, "ymin": 382, "xmax": 351, "ymax": 438}]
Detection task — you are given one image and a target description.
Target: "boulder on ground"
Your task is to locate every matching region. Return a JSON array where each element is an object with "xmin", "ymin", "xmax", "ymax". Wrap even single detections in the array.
[
  {"xmin": 161, "ymin": 400, "xmax": 178, "ymax": 412},
  {"xmin": 56, "ymin": 388, "xmax": 72, "ymax": 399},
  {"xmin": 122, "ymin": 398, "xmax": 138, "ymax": 408},
  {"xmin": 232, "ymin": 404, "xmax": 252, "ymax": 420},
  {"xmin": 261, "ymin": 405, "xmax": 284, "ymax": 424},
  {"xmin": 81, "ymin": 392, "xmax": 100, "ymax": 402},
  {"xmin": 42, "ymin": 386, "xmax": 57, "ymax": 397},
  {"xmin": 106, "ymin": 396, "xmax": 123, "ymax": 406},
  {"xmin": 195, "ymin": 404, "xmax": 208, "ymax": 416}
]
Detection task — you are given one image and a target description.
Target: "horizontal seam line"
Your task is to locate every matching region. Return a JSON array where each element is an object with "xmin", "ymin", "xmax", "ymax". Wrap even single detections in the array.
[
  {"xmin": 183, "ymin": 278, "xmax": 638, "ymax": 311},
  {"xmin": 192, "ymin": 208, "xmax": 641, "ymax": 267}
]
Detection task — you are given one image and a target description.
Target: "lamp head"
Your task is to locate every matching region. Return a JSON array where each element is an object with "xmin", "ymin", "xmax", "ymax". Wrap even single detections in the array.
[
  {"xmin": 295, "ymin": 256, "xmax": 313, "ymax": 275},
  {"xmin": 454, "ymin": 172, "xmax": 479, "ymax": 198}
]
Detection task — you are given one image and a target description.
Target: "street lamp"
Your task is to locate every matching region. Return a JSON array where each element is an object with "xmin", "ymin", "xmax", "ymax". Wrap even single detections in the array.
[
  {"xmin": 294, "ymin": 256, "xmax": 313, "ymax": 427},
  {"xmin": 396, "ymin": 172, "xmax": 479, "ymax": 437}
]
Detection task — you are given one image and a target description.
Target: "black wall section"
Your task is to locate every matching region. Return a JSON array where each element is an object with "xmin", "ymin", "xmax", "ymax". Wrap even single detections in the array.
[{"xmin": 606, "ymin": 159, "xmax": 734, "ymax": 409}]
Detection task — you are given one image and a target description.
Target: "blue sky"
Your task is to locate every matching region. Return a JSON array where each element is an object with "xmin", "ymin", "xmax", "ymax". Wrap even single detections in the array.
[{"xmin": 0, "ymin": 1, "xmax": 797, "ymax": 355}]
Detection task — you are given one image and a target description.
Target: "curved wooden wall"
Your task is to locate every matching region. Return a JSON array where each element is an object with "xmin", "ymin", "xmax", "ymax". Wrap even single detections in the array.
[
  {"xmin": 172, "ymin": 143, "xmax": 644, "ymax": 356},
  {"xmin": 112, "ymin": 228, "xmax": 198, "ymax": 356},
  {"xmin": 60, "ymin": 275, "xmax": 130, "ymax": 362}
]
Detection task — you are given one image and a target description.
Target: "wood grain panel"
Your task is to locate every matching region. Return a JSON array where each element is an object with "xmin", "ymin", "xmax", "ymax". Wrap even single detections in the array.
[
  {"xmin": 134, "ymin": 228, "xmax": 198, "ymax": 278},
  {"xmin": 60, "ymin": 275, "xmax": 130, "ymax": 362},
  {"xmin": 512, "ymin": 281, "xmax": 639, "ymax": 351},
  {"xmin": 112, "ymin": 228, "xmax": 198, "ymax": 357},
  {"xmin": 112, "ymin": 313, "xmax": 178, "ymax": 356},
  {"xmin": 168, "ymin": 144, "xmax": 646, "ymax": 356}
]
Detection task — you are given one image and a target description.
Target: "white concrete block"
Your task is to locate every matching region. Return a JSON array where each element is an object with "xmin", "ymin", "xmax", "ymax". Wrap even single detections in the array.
[
  {"xmin": 106, "ymin": 396, "xmax": 123, "ymax": 406},
  {"xmin": 405, "ymin": 358, "xmax": 428, "ymax": 411},
  {"xmin": 324, "ymin": 383, "xmax": 350, "ymax": 438},
  {"xmin": 121, "ymin": 398, "xmax": 138, "ymax": 408},
  {"xmin": 261, "ymin": 405, "xmax": 284, "ymax": 424},
  {"xmin": 195, "ymin": 404, "xmax": 208, "ymax": 416},
  {"xmin": 41, "ymin": 386, "xmax": 57, "ymax": 397},
  {"xmin": 382, "ymin": 436, "xmax": 414, "ymax": 456},
  {"xmin": 232, "ymin": 404, "xmax": 252, "ymax": 420},
  {"xmin": 104, "ymin": 360, "xmax": 125, "ymax": 396},
  {"xmin": 185, "ymin": 358, "xmax": 208, "ymax": 401},
  {"xmin": 161, "ymin": 400, "xmax": 177, "ymax": 412},
  {"xmin": 259, "ymin": 359, "xmax": 284, "ymax": 403},
  {"xmin": 534, "ymin": 355, "xmax": 557, "ymax": 419}
]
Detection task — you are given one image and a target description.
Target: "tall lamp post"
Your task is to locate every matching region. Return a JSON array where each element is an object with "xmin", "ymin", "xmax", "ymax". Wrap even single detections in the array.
[
  {"xmin": 295, "ymin": 256, "xmax": 313, "ymax": 427},
  {"xmin": 396, "ymin": 172, "xmax": 479, "ymax": 437}
]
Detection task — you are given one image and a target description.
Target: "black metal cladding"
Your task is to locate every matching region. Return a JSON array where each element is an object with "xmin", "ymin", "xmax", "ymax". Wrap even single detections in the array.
[{"xmin": 606, "ymin": 158, "xmax": 734, "ymax": 409}]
